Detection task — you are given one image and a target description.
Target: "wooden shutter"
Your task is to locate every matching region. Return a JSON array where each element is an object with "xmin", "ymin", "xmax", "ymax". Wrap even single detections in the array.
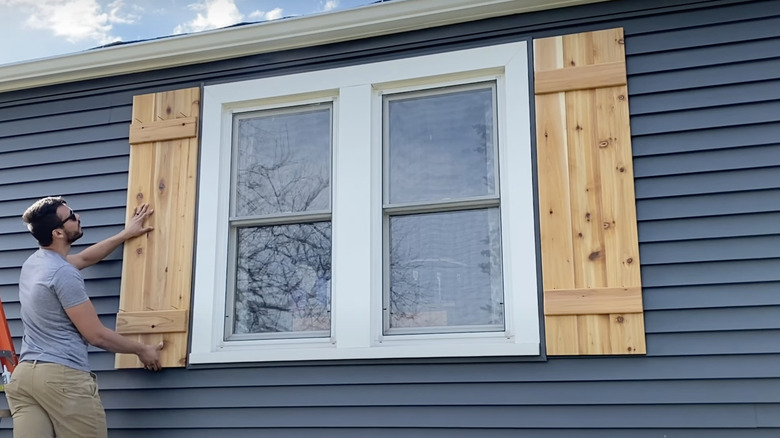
[
  {"xmin": 534, "ymin": 28, "xmax": 646, "ymax": 355},
  {"xmin": 115, "ymin": 87, "xmax": 200, "ymax": 368}
]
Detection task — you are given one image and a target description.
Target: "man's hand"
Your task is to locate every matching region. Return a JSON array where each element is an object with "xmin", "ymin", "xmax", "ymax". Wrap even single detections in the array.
[
  {"xmin": 138, "ymin": 341, "xmax": 164, "ymax": 372},
  {"xmin": 67, "ymin": 203, "xmax": 155, "ymax": 269},
  {"xmin": 67, "ymin": 301, "xmax": 165, "ymax": 372},
  {"xmin": 125, "ymin": 203, "xmax": 154, "ymax": 239}
]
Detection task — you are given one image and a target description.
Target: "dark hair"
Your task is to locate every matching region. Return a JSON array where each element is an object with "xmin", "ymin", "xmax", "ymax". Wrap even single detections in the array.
[{"xmin": 22, "ymin": 196, "xmax": 68, "ymax": 246}]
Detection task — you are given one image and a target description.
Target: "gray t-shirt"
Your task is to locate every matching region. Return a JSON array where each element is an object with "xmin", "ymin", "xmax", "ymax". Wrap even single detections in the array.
[{"xmin": 18, "ymin": 249, "xmax": 91, "ymax": 372}]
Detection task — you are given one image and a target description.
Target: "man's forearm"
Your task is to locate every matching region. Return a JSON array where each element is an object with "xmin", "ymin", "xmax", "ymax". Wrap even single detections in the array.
[{"xmin": 69, "ymin": 231, "xmax": 130, "ymax": 269}]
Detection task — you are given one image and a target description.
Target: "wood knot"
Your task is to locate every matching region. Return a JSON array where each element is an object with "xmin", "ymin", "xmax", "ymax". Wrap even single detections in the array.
[
  {"xmin": 577, "ymin": 233, "xmax": 583, "ymax": 238},
  {"xmin": 549, "ymin": 209, "xmax": 554, "ymax": 215},
  {"xmin": 576, "ymin": 124, "xmax": 583, "ymax": 131},
  {"xmin": 618, "ymin": 95, "xmax": 626, "ymax": 101},
  {"xmin": 136, "ymin": 193, "xmax": 144, "ymax": 200},
  {"xmin": 599, "ymin": 140, "xmax": 609, "ymax": 148},
  {"xmin": 166, "ymin": 106, "xmax": 173, "ymax": 115},
  {"xmin": 588, "ymin": 251, "xmax": 601, "ymax": 261},
  {"xmin": 626, "ymin": 346, "xmax": 634, "ymax": 352},
  {"xmin": 626, "ymin": 257, "xmax": 634, "ymax": 264},
  {"xmin": 619, "ymin": 167, "xmax": 626, "ymax": 173},
  {"xmin": 602, "ymin": 222, "xmax": 611, "ymax": 229},
  {"xmin": 158, "ymin": 179, "xmax": 166, "ymax": 192},
  {"xmin": 585, "ymin": 212, "xmax": 591, "ymax": 222},
  {"xmin": 618, "ymin": 38, "xmax": 625, "ymax": 45},
  {"xmin": 616, "ymin": 316, "xmax": 625, "ymax": 323},
  {"xmin": 136, "ymin": 248, "xmax": 144, "ymax": 255}
]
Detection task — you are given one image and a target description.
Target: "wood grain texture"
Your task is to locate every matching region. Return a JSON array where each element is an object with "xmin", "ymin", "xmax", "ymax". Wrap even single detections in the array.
[
  {"xmin": 115, "ymin": 310, "xmax": 189, "ymax": 334},
  {"xmin": 534, "ymin": 62, "xmax": 626, "ymax": 94},
  {"xmin": 534, "ymin": 28, "xmax": 645, "ymax": 355},
  {"xmin": 544, "ymin": 287, "xmax": 642, "ymax": 315},
  {"xmin": 129, "ymin": 117, "xmax": 198, "ymax": 144},
  {"xmin": 116, "ymin": 87, "xmax": 200, "ymax": 368}
]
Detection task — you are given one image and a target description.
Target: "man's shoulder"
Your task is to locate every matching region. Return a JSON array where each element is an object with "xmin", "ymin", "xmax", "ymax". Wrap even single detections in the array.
[{"xmin": 23, "ymin": 249, "xmax": 77, "ymax": 278}]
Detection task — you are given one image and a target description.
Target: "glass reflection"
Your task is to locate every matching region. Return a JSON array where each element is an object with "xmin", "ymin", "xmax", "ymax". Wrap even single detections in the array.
[
  {"xmin": 234, "ymin": 106, "xmax": 331, "ymax": 217},
  {"xmin": 233, "ymin": 222, "xmax": 331, "ymax": 336},
  {"xmin": 387, "ymin": 86, "xmax": 496, "ymax": 204},
  {"xmin": 388, "ymin": 208, "xmax": 504, "ymax": 332}
]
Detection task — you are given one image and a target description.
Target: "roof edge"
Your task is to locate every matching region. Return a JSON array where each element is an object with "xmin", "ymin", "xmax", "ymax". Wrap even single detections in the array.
[{"xmin": 0, "ymin": 0, "xmax": 608, "ymax": 94}]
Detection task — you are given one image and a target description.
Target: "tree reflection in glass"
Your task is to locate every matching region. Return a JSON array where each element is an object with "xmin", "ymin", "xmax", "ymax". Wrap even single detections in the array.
[
  {"xmin": 235, "ymin": 107, "xmax": 330, "ymax": 216},
  {"xmin": 231, "ymin": 105, "xmax": 332, "ymax": 337},
  {"xmin": 234, "ymin": 223, "xmax": 331, "ymax": 335}
]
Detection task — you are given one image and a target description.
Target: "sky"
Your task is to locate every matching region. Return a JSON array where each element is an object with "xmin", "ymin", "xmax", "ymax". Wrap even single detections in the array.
[{"xmin": 0, "ymin": 0, "xmax": 382, "ymax": 66}]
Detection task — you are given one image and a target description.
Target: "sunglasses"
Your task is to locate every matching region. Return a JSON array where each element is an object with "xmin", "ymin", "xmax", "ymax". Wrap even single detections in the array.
[{"xmin": 56, "ymin": 209, "xmax": 78, "ymax": 229}]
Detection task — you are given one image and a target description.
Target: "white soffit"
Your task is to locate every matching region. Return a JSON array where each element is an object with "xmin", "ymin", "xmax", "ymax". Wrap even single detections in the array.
[{"xmin": 0, "ymin": 0, "xmax": 609, "ymax": 93}]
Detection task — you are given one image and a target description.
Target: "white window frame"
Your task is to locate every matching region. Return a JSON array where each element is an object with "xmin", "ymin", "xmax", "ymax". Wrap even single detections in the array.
[{"xmin": 190, "ymin": 41, "xmax": 539, "ymax": 364}]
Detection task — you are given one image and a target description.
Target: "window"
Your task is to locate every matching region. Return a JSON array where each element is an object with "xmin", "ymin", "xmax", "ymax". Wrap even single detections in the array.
[
  {"xmin": 229, "ymin": 105, "xmax": 333, "ymax": 340},
  {"xmin": 191, "ymin": 41, "xmax": 539, "ymax": 363},
  {"xmin": 383, "ymin": 83, "xmax": 503, "ymax": 335}
]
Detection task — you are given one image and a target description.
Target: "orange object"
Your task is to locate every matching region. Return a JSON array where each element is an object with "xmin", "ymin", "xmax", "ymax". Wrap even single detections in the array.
[{"xmin": 0, "ymin": 296, "xmax": 18, "ymax": 374}]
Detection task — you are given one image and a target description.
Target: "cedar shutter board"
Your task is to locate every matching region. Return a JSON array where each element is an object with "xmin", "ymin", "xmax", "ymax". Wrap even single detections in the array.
[
  {"xmin": 534, "ymin": 28, "xmax": 646, "ymax": 355},
  {"xmin": 116, "ymin": 87, "xmax": 200, "ymax": 368}
]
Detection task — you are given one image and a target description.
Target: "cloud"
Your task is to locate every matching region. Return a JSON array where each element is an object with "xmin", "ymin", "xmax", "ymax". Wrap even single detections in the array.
[
  {"xmin": 174, "ymin": 0, "xmax": 244, "ymax": 34},
  {"xmin": 323, "ymin": 1, "xmax": 339, "ymax": 11},
  {"xmin": 248, "ymin": 7, "xmax": 283, "ymax": 21},
  {"xmin": 2, "ymin": 0, "xmax": 134, "ymax": 45},
  {"xmin": 107, "ymin": 0, "xmax": 137, "ymax": 24}
]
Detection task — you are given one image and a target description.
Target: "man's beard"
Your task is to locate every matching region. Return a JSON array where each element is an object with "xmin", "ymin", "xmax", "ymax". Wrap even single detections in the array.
[{"xmin": 66, "ymin": 227, "xmax": 83, "ymax": 244}]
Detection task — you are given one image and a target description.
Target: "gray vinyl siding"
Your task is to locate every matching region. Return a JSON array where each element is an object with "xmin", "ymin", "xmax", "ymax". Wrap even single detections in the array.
[{"xmin": 1, "ymin": 0, "xmax": 780, "ymax": 435}]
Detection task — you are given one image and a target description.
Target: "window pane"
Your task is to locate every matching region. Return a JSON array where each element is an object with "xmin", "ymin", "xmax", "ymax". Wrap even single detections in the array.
[
  {"xmin": 386, "ymin": 85, "xmax": 496, "ymax": 205},
  {"xmin": 387, "ymin": 209, "xmax": 503, "ymax": 333},
  {"xmin": 234, "ymin": 106, "xmax": 331, "ymax": 217},
  {"xmin": 232, "ymin": 222, "xmax": 331, "ymax": 337}
]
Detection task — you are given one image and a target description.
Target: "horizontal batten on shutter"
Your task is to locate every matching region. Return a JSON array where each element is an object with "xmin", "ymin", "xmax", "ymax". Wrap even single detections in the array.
[
  {"xmin": 544, "ymin": 287, "xmax": 642, "ymax": 315},
  {"xmin": 115, "ymin": 310, "xmax": 189, "ymax": 334},
  {"xmin": 129, "ymin": 116, "xmax": 198, "ymax": 144},
  {"xmin": 535, "ymin": 62, "xmax": 627, "ymax": 94}
]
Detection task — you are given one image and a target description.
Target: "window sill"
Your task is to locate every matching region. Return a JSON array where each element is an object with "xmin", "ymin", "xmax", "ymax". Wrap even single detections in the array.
[{"xmin": 190, "ymin": 336, "xmax": 539, "ymax": 364}]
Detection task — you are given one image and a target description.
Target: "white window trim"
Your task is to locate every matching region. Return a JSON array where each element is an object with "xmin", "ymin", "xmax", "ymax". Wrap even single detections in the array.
[{"xmin": 190, "ymin": 41, "xmax": 539, "ymax": 364}]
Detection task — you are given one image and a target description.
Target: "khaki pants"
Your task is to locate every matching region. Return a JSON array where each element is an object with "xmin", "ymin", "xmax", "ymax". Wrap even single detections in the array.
[{"xmin": 4, "ymin": 361, "xmax": 107, "ymax": 438}]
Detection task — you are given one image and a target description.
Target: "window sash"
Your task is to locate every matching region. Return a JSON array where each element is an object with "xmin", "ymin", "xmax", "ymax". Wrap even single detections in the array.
[{"xmin": 381, "ymin": 82, "xmax": 500, "ymax": 207}]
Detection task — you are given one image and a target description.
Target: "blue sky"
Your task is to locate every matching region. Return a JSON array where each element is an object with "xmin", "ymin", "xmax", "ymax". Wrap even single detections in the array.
[{"xmin": 0, "ymin": 0, "xmax": 381, "ymax": 66}]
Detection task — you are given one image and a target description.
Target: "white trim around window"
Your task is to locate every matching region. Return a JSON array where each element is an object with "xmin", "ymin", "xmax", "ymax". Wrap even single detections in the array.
[{"xmin": 190, "ymin": 40, "xmax": 539, "ymax": 364}]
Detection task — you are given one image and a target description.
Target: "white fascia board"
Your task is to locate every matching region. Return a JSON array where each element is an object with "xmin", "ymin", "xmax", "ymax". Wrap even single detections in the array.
[{"xmin": 0, "ymin": 0, "xmax": 609, "ymax": 94}]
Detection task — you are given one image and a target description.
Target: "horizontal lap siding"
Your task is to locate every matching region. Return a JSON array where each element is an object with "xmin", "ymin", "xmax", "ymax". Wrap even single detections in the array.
[
  {"xmin": 628, "ymin": 0, "xmax": 780, "ymax": 379},
  {"xmin": 1, "ymin": 0, "xmax": 779, "ymax": 435}
]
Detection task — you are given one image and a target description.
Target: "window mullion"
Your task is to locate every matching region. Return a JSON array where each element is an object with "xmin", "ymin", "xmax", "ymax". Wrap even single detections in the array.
[{"xmin": 331, "ymin": 84, "xmax": 375, "ymax": 350}]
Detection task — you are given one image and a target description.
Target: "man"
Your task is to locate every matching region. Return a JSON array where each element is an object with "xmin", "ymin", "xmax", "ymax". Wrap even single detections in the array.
[{"xmin": 4, "ymin": 196, "xmax": 164, "ymax": 438}]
